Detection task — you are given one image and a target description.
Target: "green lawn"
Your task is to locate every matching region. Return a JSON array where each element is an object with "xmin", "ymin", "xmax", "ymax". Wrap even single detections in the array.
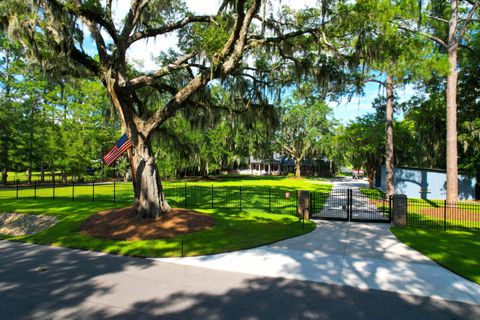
[
  {"xmin": 0, "ymin": 176, "xmax": 331, "ymax": 257},
  {"xmin": 359, "ymin": 188, "xmax": 385, "ymax": 199},
  {"xmin": 360, "ymin": 188, "xmax": 480, "ymax": 230},
  {"xmin": 4, "ymin": 171, "xmax": 63, "ymax": 183},
  {"xmin": 391, "ymin": 227, "xmax": 480, "ymax": 284},
  {"xmin": 403, "ymin": 198, "xmax": 480, "ymax": 230}
]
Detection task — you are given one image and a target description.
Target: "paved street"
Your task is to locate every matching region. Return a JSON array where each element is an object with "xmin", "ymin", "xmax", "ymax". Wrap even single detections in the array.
[
  {"xmin": 1, "ymin": 240, "xmax": 479, "ymax": 319},
  {"xmin": 1, "ymin": 178, "xmax": 479, "ymax": 319}
]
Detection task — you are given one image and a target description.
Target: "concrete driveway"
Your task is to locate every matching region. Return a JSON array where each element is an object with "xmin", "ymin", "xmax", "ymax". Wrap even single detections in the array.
[{"xmin": 156, "ymin": 220, "xmax": 480, "ymax": 305}]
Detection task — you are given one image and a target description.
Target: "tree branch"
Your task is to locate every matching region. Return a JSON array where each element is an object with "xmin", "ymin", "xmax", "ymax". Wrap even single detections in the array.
[
  {"xmin": 48, "ymin": 0, "xmax": 118, "ymax": 42},
  {"xmin": 246, "ymin": 28, "xmax": 319, "ymax": 49},
  {"xmin": 126, "ymin": 52, "xmax": 198, "ymax": 89},
  {"xmin": 428, "ymin": 15, "xmax": 449, "ymax": 24},
  {"xmin": 121, "ymin": 0, "xmax": 149, "ymax": 38},
  {"xmin": 456, "ymin": 0, "xmax": 480, "ymax": 44},
  {"xmin": 218, "ymin": 0, "xmax": 248, "ymax": 61},
  {"xmin": 397, "ymin": 24, "xmax": 448, "ymax": 48},
  {"xmin": 222, "ymin": 0, "xmax": 262, "ymax": 73},
  {"xmin": 127, "ymin": 15, "xmax": 212, "ymax": 46},
  {"xmin": 364, "ymin": 79, "xmax": 386, "ymax": 87},
  {"xmin": 69, "ymin": 46, "xmax": 100, "ymax": 75},
  {"xmin": 106, "ymin": 0, "xmax": 113, "ymax": 21},
  {"xmin": 83, "ymin": 19, "xmax": 109, "ymax": 65}
]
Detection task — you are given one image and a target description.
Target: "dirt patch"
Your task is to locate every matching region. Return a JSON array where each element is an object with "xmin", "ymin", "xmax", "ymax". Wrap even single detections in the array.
[
  {"xmin": 81, "ymin": 207, "xmax": 215, "ymax": 240},
  {"xmin": 368, "ymin": 199, "xmax": 389, "ymax": 206},
  {"xmin": 418, "ymin": 207, "xmax": 480, "ymax": 222},
  {"xmin": 0, "ymin": 212, "xmax": 58, "ymax": 236}
]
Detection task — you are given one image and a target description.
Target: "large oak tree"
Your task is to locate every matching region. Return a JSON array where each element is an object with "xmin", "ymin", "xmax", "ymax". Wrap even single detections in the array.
[{"xmin": 0, "ymin": 0, "xmax": 328, "ymax": 218}]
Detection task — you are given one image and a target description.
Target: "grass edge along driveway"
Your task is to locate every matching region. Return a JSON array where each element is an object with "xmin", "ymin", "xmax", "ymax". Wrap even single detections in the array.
[
  {"xmin": 390, "ymin": 227, "xmax": 480, "ymax": 285},
  {"xmin": 0, "ymin": 177, "xmax": 330, "ymax": 258}
]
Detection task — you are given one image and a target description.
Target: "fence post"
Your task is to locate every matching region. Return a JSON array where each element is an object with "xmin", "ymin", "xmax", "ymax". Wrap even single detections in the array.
[
  {"xmin": 211, "ymin": 184, "xmax": 214, "ymax": 209},
  {"xmin": 268, "ymin": 187, "xmax": 271, "ymax": 212},
  {"xmin": 72, "ymin": 179, "xmax": 75, "ymax": 201},
  {"xmin": 34, "ymin": 180, "xmax": 37, "ymax": 200},
  {"xmin": 443, "ymin": 200, "xmax": 447, "ymax": 231},
  {"xmin": 184, "ymin": 182, "xmax": 187, "ymax": 208},
  {"xmin": 389, "ymin": 195, "xmax": 392, "ymax": 222},
  {"xmin": 52, "ymin": 177, "xmax": 55, "ymax": 200},
  {"xmin": 113, "ymin": 177, "xmax": 116, "ymax": 203},
  {"xmin": 92, "ymin": 178, "xmax": 95, "ymax": 201},
  {"xmin": 16, "ymin": 179, "xmax": 19, "ymax": 199},
  {"xmin": 302, "ymin": 208, "xmax": 308, "ymax": 229},
  {"xmin": 239, "ymin": 186, "xmax": 242, "ymax": 211},
  {"xmin": 348, "ymin": 189, "xmax": 352, "ymax": 222}
]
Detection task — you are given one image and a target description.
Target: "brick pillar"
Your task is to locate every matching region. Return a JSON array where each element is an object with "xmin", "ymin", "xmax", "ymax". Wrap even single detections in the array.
[
  {"xmin": 392, "ymin": 194, "xmax": 407, "ymax": 227},
  {"xmin": 297, "ymin": 190, "xmax": 310, "ymax": 219}
]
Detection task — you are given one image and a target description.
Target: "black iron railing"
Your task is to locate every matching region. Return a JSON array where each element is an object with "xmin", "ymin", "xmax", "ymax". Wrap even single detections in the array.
[
  {"xmin": 406, "ymin": 199, "xmax": 480, "ymax": 231},
  {"xmin": 0, "ymin": 182, "xmax": 300, "ymax": 215}
]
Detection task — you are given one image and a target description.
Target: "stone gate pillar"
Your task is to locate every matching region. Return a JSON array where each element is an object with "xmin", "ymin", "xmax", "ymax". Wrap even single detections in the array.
[
  {"xmin": 297, "ymin": 190, "xmax": 310, "ymax": 219},
  {"xmin": 392, "ymin": 194, "xmax": 407, "ymax": 227}
]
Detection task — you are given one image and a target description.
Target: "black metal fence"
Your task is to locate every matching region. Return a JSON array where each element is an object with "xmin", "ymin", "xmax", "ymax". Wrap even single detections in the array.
[
  {"xmin": 0, "ymin": 182, "xmax": 299, "ymax": 215},
  {"xmin": 406, "ymin": 199, "xmax": 480, "ymax": 231},
  {"xmin": 311, "ymin": 189, "xmax": 349, "ymax": 220},
  {"xmin": 0, "ymin": 179, "xmax": 133, "ymax": 203},
  {"xmin": 165, "ymin": 184, "xmax": 298, "ymax": 215},
  {"xmin": 1, "ymin": 175, "xmax": 107, "ymax": 187},
  {"xmin": 310, "ymin": 189, "xmax": 391, "ymax": 223}
]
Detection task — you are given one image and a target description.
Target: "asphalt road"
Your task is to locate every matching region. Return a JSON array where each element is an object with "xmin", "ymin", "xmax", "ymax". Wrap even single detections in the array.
[{"xmin": 0, "ymin": 240, "xmax": 479, "ymax": 319}]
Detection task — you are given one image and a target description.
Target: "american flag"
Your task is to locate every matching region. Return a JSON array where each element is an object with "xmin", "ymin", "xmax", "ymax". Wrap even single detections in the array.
[{"xmin": 103, "ymin": 133, "xmax": 132, "ymax": 166}]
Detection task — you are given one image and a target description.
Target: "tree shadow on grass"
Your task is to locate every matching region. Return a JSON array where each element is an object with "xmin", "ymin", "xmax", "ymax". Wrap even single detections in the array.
[{"xmin": 1, "ymin": 240, "xmax": 479, "ymax": 319}]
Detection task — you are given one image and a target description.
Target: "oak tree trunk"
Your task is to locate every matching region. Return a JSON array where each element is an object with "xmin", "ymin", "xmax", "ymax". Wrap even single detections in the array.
[
  {"xmin": 131, "ymin": 138, "xmax": 171, "ymax": 219},
  {"xmin": 106, "ymin": 79, "xmax": 175, "ymax": 218},
  {"xmin": 1, "ymin": 169, "xmax": 7, "ymax": 186},
  {"xmin": 40, "ymin": 161, "xmax": 45, "ymax": 183},
  {"xmin": 385, "ymin": 75, "xmax": 395, "ymax": 197},
  {"xmin": 1, "ymin": 136, "xmax": 8, "ymax": 186},
  {"xmin": 366, "ymin": 167, "xmax": 375, "ymax": 188},
  {"xmin": 27, "ymin": 166, "xmax": 32, "ymax": 185},
  {"xmin": 295, "ymin": 160, "xmax": 301, "ymax": 178},
  {"xmin": 446, "ymin": 0, "xmax": 459, "ymax": 202}
]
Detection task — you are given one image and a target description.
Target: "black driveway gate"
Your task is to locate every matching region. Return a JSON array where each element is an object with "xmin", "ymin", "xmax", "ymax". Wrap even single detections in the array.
[{"xmin": 310, "ymin": 189, "xmax": 391, "ymax": 223}]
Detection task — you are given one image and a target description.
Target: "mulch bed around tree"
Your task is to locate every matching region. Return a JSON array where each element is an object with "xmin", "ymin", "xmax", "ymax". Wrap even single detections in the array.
[{"xmin": 81, "ymin": 207, "xmax": 215, "ymax": 241}]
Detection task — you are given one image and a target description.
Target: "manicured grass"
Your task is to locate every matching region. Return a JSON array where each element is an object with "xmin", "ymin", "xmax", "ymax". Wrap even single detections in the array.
[
  {"xmin": 400, "ymin": 198, "xmax": 480, "ymax": 230},
  {"xmin": 391, "ymin": 227, "xmax": 480, "ymax": 284},
  {"xmin": 4, "ymin": 171, "xmax": 63, "ymax": 183},
  {"xmin": 0, "ymin": 176, "xmax": 330, "ymax": 257},
  {"xmin": 359, "ymin": 188, "xmax": 385, "ymax": 199},
  {"xmin": 360, "ymin": 188, "xmax": 480, "ymax": 230}
]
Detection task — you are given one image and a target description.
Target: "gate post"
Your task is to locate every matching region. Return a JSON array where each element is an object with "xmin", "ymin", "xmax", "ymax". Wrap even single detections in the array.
[
  {"xmin": 348, "ymin": 189, "xmax": 352, "ymax": 221},
  {"xmin": 392, "ymin": 194, "xmax": 407, "ymax": 227},
  {"xmin": 297, "ymin": 190, "xmax": 310, "ymax": 219}
]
